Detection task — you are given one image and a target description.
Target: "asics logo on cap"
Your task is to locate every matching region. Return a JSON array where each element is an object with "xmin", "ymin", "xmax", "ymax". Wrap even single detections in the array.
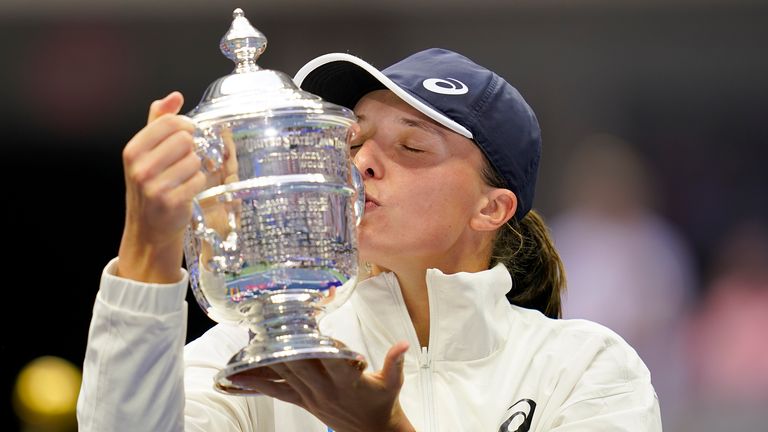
[{"xmin": 422, "ymin": 78, "xmax": 468, "ymax": 95}]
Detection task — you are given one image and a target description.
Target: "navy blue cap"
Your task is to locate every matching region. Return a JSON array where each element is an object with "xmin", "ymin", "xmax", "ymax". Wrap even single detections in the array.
[{"xmin": 294, "ymin": 48, "xmax": 541, "ymax": 220}]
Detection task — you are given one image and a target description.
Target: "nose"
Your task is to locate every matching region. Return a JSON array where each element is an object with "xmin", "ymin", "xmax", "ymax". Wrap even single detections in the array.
[{"xmin": 352, "ymin": 140, "xmax": 382, "ymax": 180}]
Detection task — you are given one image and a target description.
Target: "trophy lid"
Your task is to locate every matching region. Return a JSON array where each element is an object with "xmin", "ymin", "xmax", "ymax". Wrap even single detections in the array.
[{"xmin": 188, "ymin": 8, "xmax": 354, "ymax": 124}]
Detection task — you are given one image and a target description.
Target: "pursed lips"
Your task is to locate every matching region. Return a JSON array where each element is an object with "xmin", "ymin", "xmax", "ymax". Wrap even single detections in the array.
[{"xmin": 364, "ymin": 193, "xmax": 380, "ymax": 211}]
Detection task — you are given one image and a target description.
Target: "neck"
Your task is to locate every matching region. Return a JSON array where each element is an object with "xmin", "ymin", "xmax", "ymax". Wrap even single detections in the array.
[
  {"xmin": 391, "ymin": 267, "xmax": 431, "ymax": 347},
  {"xmin": 372, "ymin": 240, "xmax": 493, "ymax": 347},
  {"xmin": 372, "ymin": 233, "xmax": 494, "ymax": 347}
]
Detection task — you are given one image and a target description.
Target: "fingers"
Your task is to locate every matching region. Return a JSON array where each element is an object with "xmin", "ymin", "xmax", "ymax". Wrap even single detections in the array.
[
  {"xmin": 259, "ymin": 349, "xmax": 411, "ymax": 430},
  {"xmin": 124, "ymin": 115, "xmax": 195, "ymax": 166},
  {"xmin": 124, "ymin": 92, "xmax": 192, "ymax": 171},
  {"xmin": 380, "ymin": 341, "xmax": 409, "ymax": 391},
  {"xmin": 238, "ymin": 378, "xmax": 303, "ymax": 406},
  {"xmin": 271, "ymin": 358, "xmax": 366, "ymax": 407},
  {"xmin": 268, "ymin": 362, "xmax": 317, "ymax": 398},
  {"xmin": 143, "ymin": 154, "xmax": 206, "ymax": 210},
  {"xmin": 220, "ymin": 128, "xmax": 239, "ymax": 183},
  {"xmin": 128, "ymin": 128, "xmax": 193, "ymax": 181},
  {"xmin": 319, "ymin": 355, "xmax": 367, "ymax": 381},
  {"xmin": 148, "ymin": 91, "xmax": 184, "ymax": 124},
  {"xmin": 124, "ymin": 124, "xmax": 204, "ymax": 210}
]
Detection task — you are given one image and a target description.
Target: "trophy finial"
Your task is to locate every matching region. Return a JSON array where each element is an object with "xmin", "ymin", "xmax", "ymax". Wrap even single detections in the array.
[{"xmin": 220, "ymin": 8, "xmax": 267, "ymax": 73}]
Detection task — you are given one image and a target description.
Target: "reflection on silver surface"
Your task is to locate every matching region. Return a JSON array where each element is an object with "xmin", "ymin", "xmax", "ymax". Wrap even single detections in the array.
[{"xmin": 182, "ymin": 8, "xmax": 364, "ymax": 395}]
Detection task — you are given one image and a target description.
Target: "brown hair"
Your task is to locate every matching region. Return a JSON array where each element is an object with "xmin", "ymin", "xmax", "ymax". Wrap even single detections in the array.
[{"xmin": 482, "ymin": 166, "xmax": 566, "ymax": 319}]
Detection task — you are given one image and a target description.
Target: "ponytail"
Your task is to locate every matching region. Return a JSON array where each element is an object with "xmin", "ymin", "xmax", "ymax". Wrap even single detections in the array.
[{"xmin": 483, "ymin": 167, "xmax": 566, "ymax": 318}]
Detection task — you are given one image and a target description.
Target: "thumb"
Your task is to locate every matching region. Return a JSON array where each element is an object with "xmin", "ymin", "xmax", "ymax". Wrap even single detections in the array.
[
  {"xmin": 147, "ymin": 91, "xmax": 184, "ymax": 124},
  {"xmin": 381, "ymin": 341, "xmax": 409, "ymax": 391}
]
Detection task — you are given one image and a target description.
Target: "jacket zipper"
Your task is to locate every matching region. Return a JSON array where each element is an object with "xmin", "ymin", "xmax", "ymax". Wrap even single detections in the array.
[
  {"xmin": 388, "ymin": 271, "xmax": 438, "ymax": 432},
  {"xmin": 419, "ymin": 346, "xmax": 436, "ymax": 432}
]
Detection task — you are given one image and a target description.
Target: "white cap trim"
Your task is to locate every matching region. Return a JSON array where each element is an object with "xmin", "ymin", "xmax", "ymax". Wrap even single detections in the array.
[{"xmin": 293, "ymin": 53, "xmax": 473, "ymax": 139}]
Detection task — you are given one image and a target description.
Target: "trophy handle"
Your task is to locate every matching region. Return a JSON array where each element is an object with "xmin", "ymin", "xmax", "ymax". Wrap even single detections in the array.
[
  {"xmin": 178, "ymin": 114, "xmax": 224, "ymax": 173},
  {"xmin": 191, "ymin": 198, "xmax": 244, "ymax": 274},
  {"xmin": 194, "ymin": 127, "xmax": 224, "ymax": 172}
]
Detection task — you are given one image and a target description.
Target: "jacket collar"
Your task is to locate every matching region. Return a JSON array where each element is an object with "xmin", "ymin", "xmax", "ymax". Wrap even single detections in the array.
[{"xmin": 351, "ymin": 263, "xmax": 514, "ymax": 362}]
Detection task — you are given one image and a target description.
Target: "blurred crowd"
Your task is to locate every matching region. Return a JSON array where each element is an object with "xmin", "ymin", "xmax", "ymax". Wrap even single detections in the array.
[{"xmin": 549, "ymin": 133, "xmax": 768, "ymax": 430}]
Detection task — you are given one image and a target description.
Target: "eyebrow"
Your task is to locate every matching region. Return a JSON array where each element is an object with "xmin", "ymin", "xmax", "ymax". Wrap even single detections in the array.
[
  {"xmin": 398, "ymin": 117, "xmax": 447, "ymax": 138},
  {"xmin": 356, "ymin": 114, "xmax": 447, "ymax": 139}
]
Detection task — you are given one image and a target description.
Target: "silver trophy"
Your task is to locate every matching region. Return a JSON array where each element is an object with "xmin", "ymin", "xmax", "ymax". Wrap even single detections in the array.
[{"xmin": 182, "ymin": 8, "xmax": 364, "ymax": 394}]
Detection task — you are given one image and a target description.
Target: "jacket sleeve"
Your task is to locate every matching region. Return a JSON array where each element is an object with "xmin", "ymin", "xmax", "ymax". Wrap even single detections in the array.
[
  {"xmin": 547, "ymin": 329, "xmax": 663, "ymax": 431},
  {"xmin": 183, "ymin": 321, "xmax": 260, "ymax": 431},
  {"xmin": 76, "ymin": 259, "xmax": 254, "ymax": 432}
]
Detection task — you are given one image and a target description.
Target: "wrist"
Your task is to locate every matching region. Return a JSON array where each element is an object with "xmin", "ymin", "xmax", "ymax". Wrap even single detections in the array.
[
  {"xmin": 385, "ymin": 403, "xmax": 416, "ymax": 432},
  {"xmin": 117, "ymin": 231, "xmax": 185, "ymax": 284}
]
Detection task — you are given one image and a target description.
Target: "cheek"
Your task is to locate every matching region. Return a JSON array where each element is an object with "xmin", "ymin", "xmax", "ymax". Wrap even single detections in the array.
[
  {"xmin": 358, "ymin": 169, "xmax": 481, "ymax": 243},
  {"xmin": 419, "ymin": 175, "xmax": 479, "ymax": 215},
  {"xmin": 403, "ymin": 182, "xmax": 476, "ymax": 236}
]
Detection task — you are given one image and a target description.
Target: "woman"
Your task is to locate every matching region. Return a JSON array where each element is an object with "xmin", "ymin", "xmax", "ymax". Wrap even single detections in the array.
[{"xmin": 77, "ymin": 48, "xmax": 661, "ymax": 431}]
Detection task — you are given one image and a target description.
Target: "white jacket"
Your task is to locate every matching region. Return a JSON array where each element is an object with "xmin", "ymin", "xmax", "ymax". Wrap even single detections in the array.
[{"xmin": 78, "ymin": 259, "xmax": 661, "ymax": 431}]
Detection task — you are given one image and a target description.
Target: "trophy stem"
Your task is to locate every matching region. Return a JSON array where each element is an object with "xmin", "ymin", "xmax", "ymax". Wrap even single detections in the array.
[
  {"xmin": 213, "ymin": 289, "xmax": 362, "ymax": 395},
  {"xmin": 252, "ymin": 289, "xmax": 323, "ymax": 338}
]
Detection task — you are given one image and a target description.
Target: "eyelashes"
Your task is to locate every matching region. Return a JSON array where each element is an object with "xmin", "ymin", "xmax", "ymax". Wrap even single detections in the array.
[
  {"xmin": 350, "ymin": 143, "xmax": 424, "ymax": 155},
  {"xmin": 401, "ymin": 145, "xmax": 424, "ymax": 153}
]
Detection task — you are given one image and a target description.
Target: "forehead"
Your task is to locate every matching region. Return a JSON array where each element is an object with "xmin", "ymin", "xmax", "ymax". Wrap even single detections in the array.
[
  {"xmin": 354, "ymin": 90, "xmax": 487, "ymax": 161},
  {"xmin": 355, "ymin": 90, "xmax": 460, "ymax": 137}
]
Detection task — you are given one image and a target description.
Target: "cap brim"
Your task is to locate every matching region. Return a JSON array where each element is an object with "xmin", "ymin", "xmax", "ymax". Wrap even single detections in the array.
[{"xmin": 294, "ymin": 53, "xmax": 472, "ymax": 139}]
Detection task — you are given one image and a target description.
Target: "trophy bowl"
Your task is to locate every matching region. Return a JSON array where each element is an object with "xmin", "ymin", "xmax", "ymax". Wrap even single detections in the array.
[{"xmin": 182, "ymin": 8, "xmax": 365, "ymax": 395}]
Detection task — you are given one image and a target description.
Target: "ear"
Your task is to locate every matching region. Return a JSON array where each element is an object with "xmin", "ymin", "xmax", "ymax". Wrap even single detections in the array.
[{"xmin": 470, "ymin": 189, "xmax": 517, "ymax": 232}]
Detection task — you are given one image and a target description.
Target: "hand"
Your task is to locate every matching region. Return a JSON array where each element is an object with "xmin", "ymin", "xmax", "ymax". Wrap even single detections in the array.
[
  {"xmin": 254, "ymin": 341, "xmax": 415, "ymax": 432},
  {"xmin": 117, "ymin": 91, "xmax": 206, "ymax": 283}
]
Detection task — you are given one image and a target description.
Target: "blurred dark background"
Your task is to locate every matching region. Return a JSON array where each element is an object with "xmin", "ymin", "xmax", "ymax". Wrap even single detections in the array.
[{"xmin": 3, "ymin": 1, "xmax": 767, "ymax": 430}]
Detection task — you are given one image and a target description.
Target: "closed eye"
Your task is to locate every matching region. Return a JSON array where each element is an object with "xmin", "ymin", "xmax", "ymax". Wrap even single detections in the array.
[{"xmin": 401, "ymin": 145, "xmax": 424, "ymax": 153}]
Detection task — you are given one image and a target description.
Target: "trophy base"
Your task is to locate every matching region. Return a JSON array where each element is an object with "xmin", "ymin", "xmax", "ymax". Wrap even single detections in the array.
[{"xmin": 213, "ymin": 334, "xmax": 363, "ymax": 395}]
